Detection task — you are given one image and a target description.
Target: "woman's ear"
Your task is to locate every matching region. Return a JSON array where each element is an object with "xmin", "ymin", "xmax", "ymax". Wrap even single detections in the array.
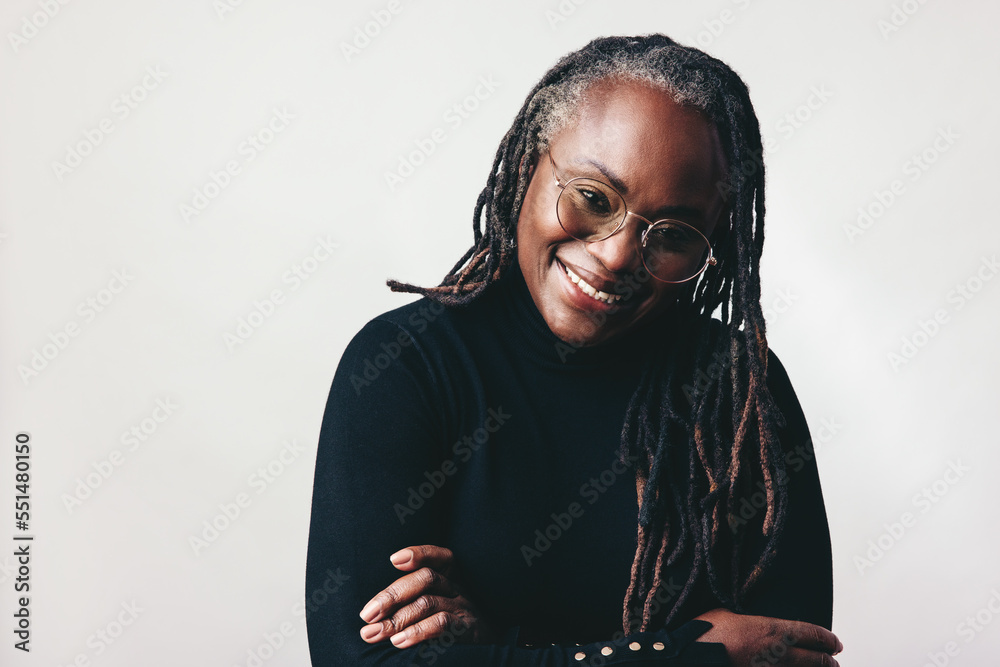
[{"xmin": 520, "ymin": 152, "xmax": 538, "ymax": 179}]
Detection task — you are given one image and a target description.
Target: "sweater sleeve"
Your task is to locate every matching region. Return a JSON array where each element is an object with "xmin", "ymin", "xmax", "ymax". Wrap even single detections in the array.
[
  {"xmin": 734, "ymin": 349, "xmax": 835, "ymax": 630},
  {"xmin": 304, "ymin": 317, "xmax": 731, "ymax": 667}
]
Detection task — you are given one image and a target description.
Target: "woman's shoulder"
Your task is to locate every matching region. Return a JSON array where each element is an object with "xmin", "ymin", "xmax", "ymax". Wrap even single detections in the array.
[
  {"xmin": 335, "ymin": 295, "xmax": 482, "ymax": 399},
  {"xmin": 343, "ymin": 295, "xmax": 472, "ymax": 360}
]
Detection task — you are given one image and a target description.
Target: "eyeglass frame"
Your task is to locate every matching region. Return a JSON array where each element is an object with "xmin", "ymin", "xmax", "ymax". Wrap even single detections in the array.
[{"xmin": 547, "ymin": 151, "xmax": 718, "ymax": 284}]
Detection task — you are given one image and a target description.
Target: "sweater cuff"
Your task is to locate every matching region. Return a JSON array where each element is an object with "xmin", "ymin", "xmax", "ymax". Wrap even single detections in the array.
[{"xmin": 506, "ymin": 619, "xmax": 729, "ymax": 665}]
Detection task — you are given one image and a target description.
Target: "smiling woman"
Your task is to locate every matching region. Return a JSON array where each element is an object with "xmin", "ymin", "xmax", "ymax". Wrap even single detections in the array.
[
  {"xmin": 306, "ymin": 34, "xmax": 842, "ymax": 666},
  {"xmin": 516, "ymin": 79, "xmax": 728, "ymax": 347}
]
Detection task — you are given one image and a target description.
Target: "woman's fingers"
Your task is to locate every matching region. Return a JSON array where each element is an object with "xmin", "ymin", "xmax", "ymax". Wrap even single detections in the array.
[
  {"xmin": 746, "ymin": 622, "xmax": 841, "ymax": 667},
  {"xmin": 360, "ymin": 566, "xmax": 459, "ymax": 624},
  {"xmin": 387, "ymin": 610, "xmax": 468, "ymax": 649},
  {"xmin": 750, "ymin": 634, "xmax": 841, "ymax": 667},
  {"xmin": 780, "ymin": 647, "xmax": 841, "ymax": 667},
  {"xmin": 389, "ymin": 544, "xmax": 454, "ymax": 573},
  {"xmin": 780, "ymin": 619, "xmax": 843, "ymax": 655},
  {"xmin": 362, "ymin": 593, "xmax": 468, "ymax": 644},
  {"xmin": 693, "ymin": 608, "xmax": 843, "ymax": 666},
  {"xmin": 360, "ymin": 546, "xmax": 497, "ymax": 648}
]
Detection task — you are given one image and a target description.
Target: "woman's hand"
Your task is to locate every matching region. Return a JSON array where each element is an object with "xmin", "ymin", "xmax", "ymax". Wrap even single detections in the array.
[
  {"xmin": 693, "ymin": 608, "xmax": 843, "ymax": 666},
  {"xmin": 358, "ymin": 545, "xmax": 500, "ymax": 649}
]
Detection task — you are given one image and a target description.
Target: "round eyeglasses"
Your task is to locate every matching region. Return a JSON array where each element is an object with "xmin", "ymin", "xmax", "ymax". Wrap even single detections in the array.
[{"xmin": 549, "ymin": 153, "xmax": 717, "ymax": 284}]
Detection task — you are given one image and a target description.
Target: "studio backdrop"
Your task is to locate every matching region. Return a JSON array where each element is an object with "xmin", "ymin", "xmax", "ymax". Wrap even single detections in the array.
[{"xmin": 1, "ymin": 1, "xmax": 997, "ymax": 665}]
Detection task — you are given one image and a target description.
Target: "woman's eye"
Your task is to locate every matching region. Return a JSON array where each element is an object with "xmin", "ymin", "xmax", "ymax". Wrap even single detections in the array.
[
  {"xmin": 575, "ymin": 187, "xmax": 613, "ymax": 216},
  {"xmin": 649, "ymin": 226, "xmax": 695, "ymax": 249}
]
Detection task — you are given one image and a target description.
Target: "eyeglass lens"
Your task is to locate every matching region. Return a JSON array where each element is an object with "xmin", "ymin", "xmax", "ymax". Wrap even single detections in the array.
[{"xmin": 556, "ymin": 178, "xmax": 711, "ymax": 283}]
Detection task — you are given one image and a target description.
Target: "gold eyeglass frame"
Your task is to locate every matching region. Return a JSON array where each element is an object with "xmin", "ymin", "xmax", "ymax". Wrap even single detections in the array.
[{"xmin": 548, "ymin": 152, "xmax": 718, "ymax": 284}]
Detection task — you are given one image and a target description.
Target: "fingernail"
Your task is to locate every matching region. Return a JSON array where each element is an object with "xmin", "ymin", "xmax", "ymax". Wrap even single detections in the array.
[
  {"xmin": 360, "ymin": 624, "xmax": 381, "ymax": 641},
  {"xmin": 390, "ymin": 549, "xmax": 412, "ymax": 566},
  {"xmin": 359, "ymin": 600, "xmax": 381, "ymax": 623},
  {"xmin": 835, "ymin": 638, "xmax": 843, "ymax": 654},
  {"xmin": 390, "ymin": 631, "xmax": 407, "ymax": 647}
]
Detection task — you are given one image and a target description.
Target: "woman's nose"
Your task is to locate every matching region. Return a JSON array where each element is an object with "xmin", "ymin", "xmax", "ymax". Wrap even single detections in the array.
[{"xmin": 584, "ymin": 215, "xmax": 644, "ymax": 274}]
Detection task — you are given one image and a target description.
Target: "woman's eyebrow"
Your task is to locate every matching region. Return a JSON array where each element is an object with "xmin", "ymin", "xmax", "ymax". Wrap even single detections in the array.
[
  {"xmin": 572, "ymin": 157, "xmax": 630, "ymax": 195},
  {"xmin": 572, "ymin": 157, "xmax": 706, "ymax": 220},
  {"xmin": 569, "ymin": 156, "xmax": 708, "ymax": 223}
]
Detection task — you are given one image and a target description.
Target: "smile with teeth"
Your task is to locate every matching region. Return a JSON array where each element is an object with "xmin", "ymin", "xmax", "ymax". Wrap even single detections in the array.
[{"xmin": 561, "ymin": 262, "xmax": 624, "ymax": 304}]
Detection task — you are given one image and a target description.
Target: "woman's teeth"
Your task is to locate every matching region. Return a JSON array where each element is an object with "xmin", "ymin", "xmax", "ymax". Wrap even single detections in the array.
[{"xmin": 562, "ymin": 263, "xmax": 623, "ymax": 304}]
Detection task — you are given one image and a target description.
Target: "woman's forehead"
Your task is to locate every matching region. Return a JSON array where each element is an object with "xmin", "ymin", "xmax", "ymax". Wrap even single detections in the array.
[{"xmin": 551, "ymin": 80, "xmax": 727, "ymax": 191}]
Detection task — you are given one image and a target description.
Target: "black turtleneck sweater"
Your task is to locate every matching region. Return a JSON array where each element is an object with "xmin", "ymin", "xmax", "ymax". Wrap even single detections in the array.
[{"xmin": 305, "ymin": 261, "xmax": 833, "ymax": 666}]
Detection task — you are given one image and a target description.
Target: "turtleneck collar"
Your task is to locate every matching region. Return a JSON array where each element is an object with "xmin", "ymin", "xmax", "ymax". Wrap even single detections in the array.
[{"xmin": 479, "ymin": 259, "xmax": 679, "ymax": 369}]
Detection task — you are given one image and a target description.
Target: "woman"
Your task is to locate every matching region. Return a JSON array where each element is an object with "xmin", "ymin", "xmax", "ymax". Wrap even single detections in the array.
[{"xmin": 306, "ymin": 35, "xmax": 843, "ymax": 666}]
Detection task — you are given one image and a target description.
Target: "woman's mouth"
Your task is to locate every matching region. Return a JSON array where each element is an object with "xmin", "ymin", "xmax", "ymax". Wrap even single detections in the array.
[
  {"xmin": 556, "ymin": 258, "xmax": 626, "ymax": 306},
  {"xmin": 562, "ymin": 264, "xmax": 622, "ymax": 304}
]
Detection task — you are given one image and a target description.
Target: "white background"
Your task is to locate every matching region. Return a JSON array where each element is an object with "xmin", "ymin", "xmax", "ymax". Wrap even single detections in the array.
[{"xmin": 1, "ymin": 1, "xmax": 998, "ymax": 665}]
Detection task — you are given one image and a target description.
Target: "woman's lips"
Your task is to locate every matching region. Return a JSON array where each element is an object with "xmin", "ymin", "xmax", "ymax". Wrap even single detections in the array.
[{"xmin": 554, "ymin": 257, "xmax": 635, "ymax": 312}]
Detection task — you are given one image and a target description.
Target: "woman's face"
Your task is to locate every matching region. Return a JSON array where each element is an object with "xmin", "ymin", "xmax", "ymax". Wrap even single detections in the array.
[{"xmin": 516, "ymin": 79, "xmax": 729, "ymax": 347}]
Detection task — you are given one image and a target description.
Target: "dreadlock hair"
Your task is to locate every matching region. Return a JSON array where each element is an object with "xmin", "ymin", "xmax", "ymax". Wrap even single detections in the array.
[{"xmin": 387, "ymin": 34, "xmax": 788, "ymax": 635}]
